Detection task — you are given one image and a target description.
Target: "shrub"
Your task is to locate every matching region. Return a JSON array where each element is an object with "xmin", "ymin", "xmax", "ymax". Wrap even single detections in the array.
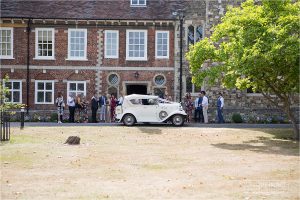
[
  {"xmin": 50, "ymin": 113, "xmax": 58, "ymax": 122},
  {"xmin": 231, "ymin": 113, "xmax": 243, "ymax": 123}
]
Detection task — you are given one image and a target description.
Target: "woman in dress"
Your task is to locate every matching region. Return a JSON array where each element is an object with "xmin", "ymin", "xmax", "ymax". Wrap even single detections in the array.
[
  {"xmin": 184, "ymin": 93, "xmax": 193, "ymax": 123},
  {"xmin": 106, "ymin": 94, "xmax": 111, "ymax": 123},
  {"xmin": 75, "ymin": 94, "xmax": 83, "ymax": 123},
  {"xmin": 81, "ymin": 96, "xmax": 89, "ymax": 123},
  {"xmin": 110, "ymin": 94, "xmax": 117, "ymax": 122},
  {"xmin": 55, "ymin": 92, "xmax": 65, "ymax": 123}
]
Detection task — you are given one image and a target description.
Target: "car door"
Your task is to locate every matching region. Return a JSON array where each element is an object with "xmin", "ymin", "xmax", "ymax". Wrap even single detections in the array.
[{"xmin": 138, "ymin": 99, "xmax": 159, "ymax": 122}]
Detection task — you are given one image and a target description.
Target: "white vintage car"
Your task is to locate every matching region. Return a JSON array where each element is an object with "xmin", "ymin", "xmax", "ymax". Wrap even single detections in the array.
[{"xmin": 115, "ymin": 94, "xmax": 187, "ymax": 126}]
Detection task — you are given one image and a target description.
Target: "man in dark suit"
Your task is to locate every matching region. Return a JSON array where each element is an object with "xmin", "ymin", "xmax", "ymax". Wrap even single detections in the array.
[
  {"xmin": 194, "ymin": 93, "xmax": 204, "ymax": 123},
  {"xmin": 91, "ymin": 92, "xmax": 98, "ymax": 123}
]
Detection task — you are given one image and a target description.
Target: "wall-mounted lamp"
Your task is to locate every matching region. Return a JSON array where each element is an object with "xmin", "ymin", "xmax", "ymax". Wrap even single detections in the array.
[{"xmin": 134, "ymin": 71, "xmax": 139, "ymax": 79}]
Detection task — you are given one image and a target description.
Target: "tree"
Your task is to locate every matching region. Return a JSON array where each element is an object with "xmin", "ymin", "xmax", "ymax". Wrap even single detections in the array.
[
  {"xmin": 186, "ymin": 0, "xmax": 300, "ymax": 139},
  {"xmin": 0, "ymin": 75, "xmax": 24, "ymax": 113}
]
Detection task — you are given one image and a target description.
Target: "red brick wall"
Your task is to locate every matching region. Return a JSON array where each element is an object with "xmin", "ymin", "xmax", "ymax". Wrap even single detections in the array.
[
  {"xmin": 102, "ymin": 71, "xmax": 174, "ymax": 97},
  {"xmin": 1, "ymin": 68, "xmax": 96, "ymax": 110},
  {"xmin": 102, "ymin": 26, "xmax": 175, "ymax": 67},
  {"xmin": 1, "ymin": 26, "xmax": 98, "ymax": 66}
]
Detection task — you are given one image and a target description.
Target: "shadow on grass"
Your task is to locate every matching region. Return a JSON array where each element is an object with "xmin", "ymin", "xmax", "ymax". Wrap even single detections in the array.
[{"xmin": 212, "ymin": 129, "xmax": 299, "ymax": 157}]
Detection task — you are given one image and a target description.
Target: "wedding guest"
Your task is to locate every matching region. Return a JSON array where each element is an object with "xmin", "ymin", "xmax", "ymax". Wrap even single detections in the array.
[
  {"xmin": 55, "ymin": 92, "xmax": 65, "ymax": 123},
  {"xmin": 81, "ymin": 96, "xmax": 89, "ymax": 123},
  {"xmin": 201, "ymin": 91, "xmax": 209, "ymax": 123},
  {"xmin": 91, "ymin": 92, "xmax": 98, "ymax": 123},
  {"xmin": 194, "ymin": 93, "xmax": 203, "ymax": 123},
  {"xmin": 99, "ymin": 93, "xmax": 107, "ymax": 122},
  {"xmin": 106, "ymin": 94, "xmax": 111, "ymax": 123},
  {"xmin": 217, "ymin": 92, "xmax": 225, "ymax": 123},
  {"xmin": 117, "ymin": 92, "xmax": 124, "ymax": 106},
  {"xmin": 110, "ymin": 94, "xmax": 117, "ymax": 122},
  {"xmin": 184, "ymin": 93, "xmax": 193, "ymax": 123},
  {"xmin": 67, "ymin": 93, "xmax": 75, "ymax": 123},
  {"xmin": 75, "ymin": 94, "xmax": 83, "ymax": 123}
]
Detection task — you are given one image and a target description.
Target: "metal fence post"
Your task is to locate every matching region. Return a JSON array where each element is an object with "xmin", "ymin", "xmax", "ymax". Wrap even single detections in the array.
[{"xmin": 20, "ymin": 107, "xmax": 25, "ymax": 130}]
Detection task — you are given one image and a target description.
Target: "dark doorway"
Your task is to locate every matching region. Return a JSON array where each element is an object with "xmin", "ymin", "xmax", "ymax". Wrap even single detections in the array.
[{"xmin": 126, "ymin": 85, "xmax": 147, "ymax": 95}]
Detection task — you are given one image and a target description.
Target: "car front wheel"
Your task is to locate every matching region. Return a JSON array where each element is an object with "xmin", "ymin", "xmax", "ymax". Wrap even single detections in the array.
[
  {"xmin": 123, "ymin": 114, "xmax": 136, "ymax": 126},
  {"xmin": 172, "ymin": 115, "xmax": 184, "ymax": 126}
]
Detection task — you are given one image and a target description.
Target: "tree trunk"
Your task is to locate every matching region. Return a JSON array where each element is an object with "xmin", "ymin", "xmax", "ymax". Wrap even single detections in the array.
[{"xmin": 285, "ymin": 106, "xmax": 299, "ymax": 141}]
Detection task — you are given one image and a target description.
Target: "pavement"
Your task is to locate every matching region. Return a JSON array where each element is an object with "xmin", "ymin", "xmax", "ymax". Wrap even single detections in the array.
[{"xmin": 10, "ymin": 122, "xmax": 296, "ymax": 129}]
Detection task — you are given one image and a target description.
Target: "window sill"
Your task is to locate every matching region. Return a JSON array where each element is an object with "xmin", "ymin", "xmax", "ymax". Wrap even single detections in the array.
[
  {"xmin": 155, "ymin": 57, "xmax": 169, "ymax": 60},
  {"xmin": 33, "ymin": 57, "xmax": 55, "ymax": 60},
  {"xmin": 130, "ymin": 5, "xmax": 147, "ymax": 7},
  {"xmin": 126, "ymin": 58, "xmax": 148, "ymax": 61},
  {"xmin": 0, "ymin": 57, "xmax": 15, "ymax": 60},
  {"xmin": 66, "ymin": 58, "xmax": 88, "ymax": 61},
  {"xmin": 35, "ymin": 102, "xmax": 54, "ymax": 105},
  {"xmin": 104, "ymin": 56, "xmax": 119, "ymax": 59}
]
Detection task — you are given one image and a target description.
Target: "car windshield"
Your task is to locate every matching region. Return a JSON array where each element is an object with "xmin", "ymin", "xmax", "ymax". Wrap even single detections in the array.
[{"xmin": 129, "ymin": 98, "xmax": 158, "ymax": 105}]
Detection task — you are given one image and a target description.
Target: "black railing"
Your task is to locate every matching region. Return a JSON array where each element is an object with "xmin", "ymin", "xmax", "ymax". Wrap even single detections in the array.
[{"xmin": 0, "ymin": 111, "xmax": 10, "ymax": 141}]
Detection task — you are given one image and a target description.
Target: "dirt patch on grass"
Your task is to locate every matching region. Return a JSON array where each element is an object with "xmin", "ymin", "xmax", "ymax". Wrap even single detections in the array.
[{"xmin": 1, "ymin": 126, "xmax": 299, "ymax": 200}]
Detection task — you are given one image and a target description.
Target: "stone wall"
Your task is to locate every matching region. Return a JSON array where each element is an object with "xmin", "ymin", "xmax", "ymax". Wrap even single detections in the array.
[{"xmin": 173, "ymin": 0, "xmax": 299, "ymax": 122}]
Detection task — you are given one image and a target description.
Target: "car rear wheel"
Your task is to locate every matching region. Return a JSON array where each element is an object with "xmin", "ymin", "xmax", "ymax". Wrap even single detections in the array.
[
  {"xmin": 172, "ymin": 115, "xmax": 184, "ymax": 126},
  {"xmin": 123, "ymin": 114, "xmax": 136, "ymax": 126}
]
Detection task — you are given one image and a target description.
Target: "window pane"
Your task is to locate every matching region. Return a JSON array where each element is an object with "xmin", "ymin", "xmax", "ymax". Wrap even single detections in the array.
[
  {"xmin": 70, "ymin": 83, "xmax": 76, "ymax": 91},
  {"xmin": 77, "ymin": 83, "xmax": 84, "ymax": 91},
  {"xmin": 38, "ymin": 82, "xmax": 44, "ymax": 90},
  {"xmin": 5, "ymin": 82, "xmax": 12, "ymax": 89},
  {"xmin": 13, "ymin": 91, "xmax": 20, "ymax": 102},
  {"xmin": 45, "ymin": 92, "xmax": 52, "ymax": 102},
  {"xmin": 45, "ymin": 82, "xmax": 52, "ymax": 90},
  {"xmin": 13, "ymin": 82, "xmax": 20, "ymax": 89},
  {"xmin": 37, "ymin": 92, "xmax": 44, "ymax": 102}
]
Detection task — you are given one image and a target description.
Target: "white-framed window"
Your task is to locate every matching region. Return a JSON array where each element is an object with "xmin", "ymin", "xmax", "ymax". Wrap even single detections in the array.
[
  {"xmin": 105, "ymin": 30, "xmax": 119, "ymax": 59},
  {"xmin": 35, "ymin": 28, "xmax": 55, "ymax": 59},
  {"xmin": 0, "ymin": 27, "xmax": 13, "ymax": 59},
  {"xmin": 4, "ymin": 80, "xmax": 22, "ymax": 103},
  {"xmin": 67, "ymin": 29, "xmax": 87, "ymax": 60},
  {"xmin": 155, "ymin": 31, "xmax": 169, "ymax": 59},
  {"xmin": 130, "ymin": 0, "xmax": 146, "ymax": 6},
  {"xmin": 35, "ymin": 80, "xmax": 54, "ymax": 104},
  {"xmin": 126, "ymin": 30, "xmax": 147, "ymax": 61},
  {"xmin": 67, "ymin": 81, "xmax": 86, "ymax": 97}
]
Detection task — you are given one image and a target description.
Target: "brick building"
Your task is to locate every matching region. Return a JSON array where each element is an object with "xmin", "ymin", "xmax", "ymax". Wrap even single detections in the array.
[
  {"xmin": 0, "ymin": 0, "xmax": 185, "ymax": 113},
  {"xmin": 0, "ymin": 0, "xmax": 298, "ymax": 121}
]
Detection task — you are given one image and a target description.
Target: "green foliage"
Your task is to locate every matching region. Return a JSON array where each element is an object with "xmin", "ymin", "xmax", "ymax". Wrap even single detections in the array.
[
  {"xmin": 231, "ymin": 113, "xmax": 243, "ymax": 123},
  {"xmin": 186, "ymin": 0, "xmax": 300, "ymax": 94},
  {"xmin": 0, "ymin": 75, "xmax": 24, "ymax": 113},
  {"xmin": 50, "ymin": 113, "xmax": 58, "ymax": 122},
  {"xmin": 186, "ymin": 0, "xmax": 300, "ymax": 138}
]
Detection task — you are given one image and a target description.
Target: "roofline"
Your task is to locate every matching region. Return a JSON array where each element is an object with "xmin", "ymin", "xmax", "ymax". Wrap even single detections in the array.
[{"xmin": 0, "ymin": 16, "xmax": 177, "ymax": 21}]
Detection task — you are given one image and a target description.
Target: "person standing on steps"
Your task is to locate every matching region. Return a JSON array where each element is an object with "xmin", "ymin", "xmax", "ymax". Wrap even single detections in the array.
[
  {"xmin": 217, "ymin": 92, "xmax": 225, "ymax": 123},
  {"xmin": 201, "ymin": 91, "xmax": 209, "ymax": 124}
]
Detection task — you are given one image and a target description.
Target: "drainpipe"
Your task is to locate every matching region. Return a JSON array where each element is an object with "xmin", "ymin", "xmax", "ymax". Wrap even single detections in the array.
[{"xmin": 26, "ymin": 19, "xmax": 31, "ymax": 114}]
